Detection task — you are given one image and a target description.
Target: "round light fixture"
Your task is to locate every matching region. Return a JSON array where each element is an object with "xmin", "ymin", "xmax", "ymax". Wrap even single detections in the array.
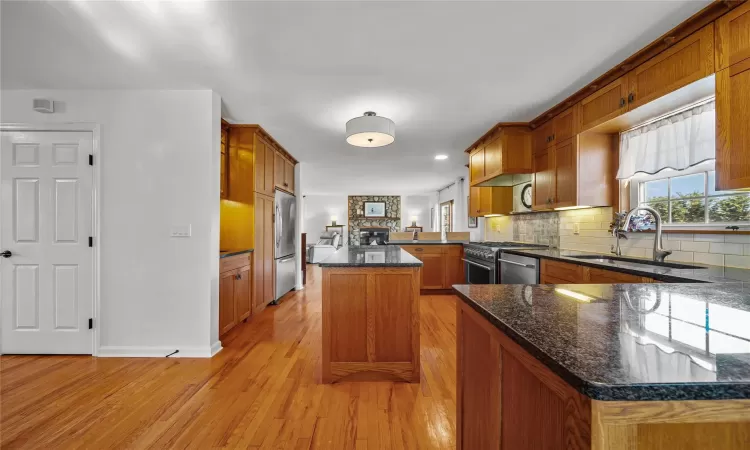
[
  {"xmin": 346, "ymin": 111, "xmax": 395, "ymax": 147},
  {"xmin": 434, "ymin": 154, "xmax": 448, "ymax": 160}
]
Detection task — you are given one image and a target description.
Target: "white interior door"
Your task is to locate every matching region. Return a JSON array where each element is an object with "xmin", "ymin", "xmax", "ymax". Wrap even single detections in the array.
[{"xmin": 1, "ymin": 130, "xmax": 93, "ymax": 354}]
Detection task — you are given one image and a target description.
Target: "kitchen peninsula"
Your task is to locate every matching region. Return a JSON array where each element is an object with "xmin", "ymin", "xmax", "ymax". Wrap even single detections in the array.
[
  {"xmin": 454, "ymin": 282, "xmax": 750, "ymax": 450},
  {"xmin": 320, "ymin": 246, "xmax": 422, "ymax": 383}
]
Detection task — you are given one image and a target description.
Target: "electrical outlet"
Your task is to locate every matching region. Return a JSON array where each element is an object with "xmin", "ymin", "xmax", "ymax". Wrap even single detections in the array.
[
  {"xmin": 574, "ymin": 223, "xmax": 580, "ymax": 235},
  {"xmin": 170, "ymin": 225, "xmax": 192, "ymax": 237}
]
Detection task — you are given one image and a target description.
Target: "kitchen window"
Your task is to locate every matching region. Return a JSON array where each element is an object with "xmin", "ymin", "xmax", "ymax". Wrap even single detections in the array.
[{"xmin": 636, "ymin": 169, "xmax": 750, "ymax": 225}]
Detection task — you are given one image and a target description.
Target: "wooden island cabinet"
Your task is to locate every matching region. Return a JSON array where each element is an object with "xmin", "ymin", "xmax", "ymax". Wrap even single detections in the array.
[
  {"xmin": 400, "ymin": 244, "xmax": 464, "ymax": 292},
  {"xmin": 320, "ymin": 246, "xmax": 421, "ymax": 384}
]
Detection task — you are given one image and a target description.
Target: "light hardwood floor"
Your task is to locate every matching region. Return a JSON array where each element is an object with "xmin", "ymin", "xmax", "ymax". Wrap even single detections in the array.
[{"xmin": 0, "ymin": 265, "xmax": 458, "ymax": 449}]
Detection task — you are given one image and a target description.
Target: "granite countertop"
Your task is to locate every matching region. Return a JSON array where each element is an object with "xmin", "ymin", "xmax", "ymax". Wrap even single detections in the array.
[
  {"xmin": 220, "ymin": 249, "xmax": 254, "ymax": 258},
  {"xmin": 453, "ymin": 282, "xmax": 750, "ymax": 401},
  {"xmin": 318, "ymin": 246, "xmax": 423, "ymax": 267},
  {"xmin": 502, "ymin": 248, "xmax": 750, "ymax": 283}
]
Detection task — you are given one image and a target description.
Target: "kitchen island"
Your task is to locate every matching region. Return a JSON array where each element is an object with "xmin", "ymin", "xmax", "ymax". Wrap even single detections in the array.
[
  {"xmin": 453, "ymin": 282, "xmax": 750, "ymax": 450},
  {"xmin": 319, "ymin": 246, "xmax": 422, "ymax": 383}
]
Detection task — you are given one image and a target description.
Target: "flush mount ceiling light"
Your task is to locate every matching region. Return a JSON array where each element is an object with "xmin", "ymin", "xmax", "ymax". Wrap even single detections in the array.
[
  {"xmin": 435, "ymin": 154, "xmax": 448, "ymax": 160},
  {"xmin": 346, "ymin": 111, "xmax": 395, "ymax": 147}
]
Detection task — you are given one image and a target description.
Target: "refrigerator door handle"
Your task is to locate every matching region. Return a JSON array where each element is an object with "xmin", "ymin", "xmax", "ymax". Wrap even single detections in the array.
[{"xmin": 275, "ymin": 204, "xmax": 282, "ymax": 249}]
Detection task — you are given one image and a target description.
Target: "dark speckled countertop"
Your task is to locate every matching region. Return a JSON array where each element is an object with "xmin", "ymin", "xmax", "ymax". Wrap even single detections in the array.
[
  {"xmin": 454, "ymin": 283, "xmax": 750, "ymax": 401},
  {"xmin": 220, "ymin": 249, "xmax": 253, "ymax": 258},
  {"xmin": 502, "ymin": 248, "xmax": 750, "ymax": 283},
  {"xmin": 318, "ymin": 246, "xmax": 423, "ymax": 267}
]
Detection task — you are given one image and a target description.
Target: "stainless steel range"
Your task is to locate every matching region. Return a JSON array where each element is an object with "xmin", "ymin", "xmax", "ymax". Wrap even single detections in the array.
[{"xmin": 463, "ymin": 241, "xmax": 548, "ymax": 284}]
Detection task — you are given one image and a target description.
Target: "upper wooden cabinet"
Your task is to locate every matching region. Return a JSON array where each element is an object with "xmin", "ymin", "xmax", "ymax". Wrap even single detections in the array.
[
  {"xmin": 255, "ymin": 134, "xmax": 276, "ymax": 197},
  {"xmin": 628, "ymin": 24, "xmax": 714, "ymax": 110},
  {"xmin": 534, "ymin": 107, "xmax": 578, "ymax": 149},
  {"xmin": 533, "ymin": 120, "xmax": 554, "ymax": 151},
  {"xmin": 532, "ymin": 148, "xmax": 555, "ymax": 210},
  {"xmin": 227, "ymin": 127, "xmax": 255, "ymax": 204},
  {"xmin": 468, "ymin": 125, "xmax": 532, "ymax": 186},
  {"xmin": 274, "ymin": 151, "xmax": 296, "ymax": 193},
  {"xmin": 469, "ymin": 186, "xmax": 513, "ymax": 217},
  {"xmin": 716, "ymin": 1, "xmax": 750, "ymax": 71},
  {"xmin": 553, "ymin": 138, "xmax": 577, "ymax": 209},
  {"xmin": 579, "ymin": 76, "xmax": 629, "ymax": 132},
  {"xmin": 220, "ymin": 125, "xmax": 228, "ymax": 199},
  {"xmin": 716, "ymin": 58, "xmax": 750, "ymax": 191}
]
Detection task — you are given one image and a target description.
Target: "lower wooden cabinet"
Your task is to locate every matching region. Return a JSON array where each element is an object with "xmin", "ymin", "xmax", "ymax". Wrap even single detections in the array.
[
  {"xmin": 219, "ymin": 253, "xmax": 253, "ymax": 337},
  {"xmin": 541, "ymin": 259, "xmax": 655, "ymax": 284},
  {"xmin": 400, "ymin": 245, "xmax": 465, "ymax": 291},
  {"xmin": 254, "ymin": 193, "xmax": 275, "ymax": 314}
]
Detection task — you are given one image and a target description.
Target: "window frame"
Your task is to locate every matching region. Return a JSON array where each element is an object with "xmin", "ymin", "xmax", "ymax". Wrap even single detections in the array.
[{"xmin": 629, "ymin": 162, "xmax": 750, "ymax": 229}]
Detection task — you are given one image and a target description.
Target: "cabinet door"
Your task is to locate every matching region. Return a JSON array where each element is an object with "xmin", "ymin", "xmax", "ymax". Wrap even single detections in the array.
[
  {"xmin": 254, "ymin": 135, "xmax": 266, "ymax": 194},
  {"xmin": 469, "ymin": 147, "xmax": 485, "ymax": 184},
  {"xmin": 284, "ymin": 159, "xmax": 295, "ymax": 192},
  {"xmin": 532, "ymin": 149, "xmax": 555, "ymax": 210},
  {"xmin": 716, "ymin": 59, "xmax": 750, "ymax": 190},
  {"xmin": 420, "ymin": 254, "xmax": 446, "ymax": 290},
  {"xmin": 220, "ymin": 270, "xmax": 237, "ymax": 336},
  {"xmin": 553, "ymin": 107, "xmax": 576, "ymax": 143},
  {"xmin": 716, "ymin": 1, "xmax": 750, "ymax": 70},
  {"xmin": 228, "ymin": 128, "xmax": 254, "ymax": 204},
  {"xmin": 264, "ymin": 144, "xmax": 275, "ymax": 195},
  {"xmin": 263, "ymin": 195, "xmax": 275, "ymax": 304},
  {"xmin": 553, "ymin": 138, "xmax": 577, "ymax": 208},
  {"xmin": 483, "ymin": 136, "xmax": 502, "ymax": 178},
  {"xmin": 469, "ymin": 187, "xmax": 482, "ymax": 218},
  {"xmin": 534, "ymin": 120, "xmax": 554, "ymax": 150},
  {"xmin": 235, "ymin": 266, "xmax": 251, "ymax": 322},
  {"xmin": 253, "ymin": 194, "xmax": 274, "ymax": 313},
  {"xmin": 628, "ymin": 24, "xmax": 714, "ymax": 109},
  {"xmin": 274, "ymin": 151, "xmax": 286, "ymax": 191},
  {"xmin": 444, "ymin": 250, "xmax": 465, "ymax": 288},
  {"xmin": 580, "ymin": 75, "xmax": 628, "ymax": 132},
  {"xmin": 221, "ymin": 128, "xmax": 228, "ymax": 199},
  {"xmin": 588, "ymin": 268, "xmax": 644, "ymax": 284}
]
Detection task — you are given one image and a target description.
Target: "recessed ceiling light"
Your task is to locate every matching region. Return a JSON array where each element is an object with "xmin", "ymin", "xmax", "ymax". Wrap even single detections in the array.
[{"xmin": 435, "ymin": 155, "xmax": 448, "ymax": 160}]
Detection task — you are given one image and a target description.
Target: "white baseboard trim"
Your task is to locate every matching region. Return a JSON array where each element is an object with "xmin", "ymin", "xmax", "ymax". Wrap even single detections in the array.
[
  {"xmin": 295, "ymin": 283, "xmax": 304, "ymax": 290},
  {"xmin": 210, "ymin": 341, "xmax": 223, "ymax": 357},
  {"xmin": 98, "ymin": 345, "xmax": 215, "ymax": 358}
]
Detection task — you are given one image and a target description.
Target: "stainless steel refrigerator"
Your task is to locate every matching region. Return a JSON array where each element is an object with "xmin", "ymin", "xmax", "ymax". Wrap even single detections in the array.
[{"xmin": 274, "ymin": 189, "xmax": 296, "ymax": 302}]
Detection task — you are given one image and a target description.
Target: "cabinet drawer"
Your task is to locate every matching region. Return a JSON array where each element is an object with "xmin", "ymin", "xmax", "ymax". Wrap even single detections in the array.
[
  {"xmin": 446, "ymin": 245, "xmax": 464, "ymax": 257},
  {"xmin": 220, "ymin": 253, "xmax": 252, "ymax": 273},
  {"xmin": 541, "ymin": 260, "xmax": 584, "ymax": 283},
  {"xmin": 588, "ymin": 268, "xmax": 643, "ymax": 284},
  {"xmin": 541, "ymin": 274, "xmax": 577, "ymax": 285},
  {"xmin": 400, "ymin": 245, "xmax": 445, "ymax": 255}
]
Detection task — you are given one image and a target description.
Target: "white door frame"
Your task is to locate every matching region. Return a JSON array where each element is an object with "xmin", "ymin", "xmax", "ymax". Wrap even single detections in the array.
[{"xmin": 0, "ymin": 123, "xmax": 101, "ymax": 356}]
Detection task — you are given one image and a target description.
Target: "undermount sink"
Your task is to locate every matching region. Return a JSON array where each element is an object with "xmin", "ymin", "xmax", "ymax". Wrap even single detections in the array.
[{"xmin": 568, "ymin": 255, "xmax": 706, "ymax": 270}]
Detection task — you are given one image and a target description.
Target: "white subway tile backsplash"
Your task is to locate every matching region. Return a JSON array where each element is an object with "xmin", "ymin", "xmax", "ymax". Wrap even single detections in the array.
[
  {"xmin": 693, "ymin": 252, "xmax": 725, "ymax": 266},
  {"xmin": 669, "ymin": 251, "xmax": 694, "ymax": 262},
  {"xmin": 725, "ymin": 234, "xmax": 750, "ymax": 244},
  {"xmin": 745, "ymin": 244, "xmax": 750, "ymax": 256},
  {"xmin": 680, "ymin": 241, "xmax": 710, "ymax": 253},
  {"xmin": 666, "ymin": 233, "xmax": 694, "ymax": 241},
  {"xmin": 709, "ymin": 242, "xmax": 744, "ymax": 255},
  {"xmin": 623, "ymin": 248, "xmax": 647, "ymax": 258},
  {"xmin": 662, "ymin": 240, "xmax": 681, "ymax": 251},
  {"xmin": 694, "ymin": 234, "xmax": 725, "ymax": 242},
  {"xmin": 725, "ymin": 254, "xmax": 750, "ymax": 269}
]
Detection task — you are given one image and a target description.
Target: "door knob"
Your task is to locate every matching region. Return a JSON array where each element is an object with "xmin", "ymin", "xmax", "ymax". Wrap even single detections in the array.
[{"xmin": 0, "ymin": 250, "xmax": 11, "ymax": 258}]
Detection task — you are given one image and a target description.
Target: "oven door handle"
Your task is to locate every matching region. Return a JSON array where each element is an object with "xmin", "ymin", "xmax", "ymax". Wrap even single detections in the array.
[
  {"xmin": 462, "ymin": 258, "xmax": 492, "ymax": 271},
  {"xmin": 498, "ymin": 258, "xmax": 536, "ymax": 269}
]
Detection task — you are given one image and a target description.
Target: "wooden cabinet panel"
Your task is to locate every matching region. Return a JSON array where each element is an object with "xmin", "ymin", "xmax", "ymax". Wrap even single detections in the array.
[
  {"xmin": 469, "ymin": 187, "xmax": 482, "ymax": 218},
  {"xmin": 469, "ymin": 148, "xmax": 485, "ymax": 184},
  {"xmin": 264, "ymin": 144, "xmax": 275, "ymax": 195},
  {"xmin": 534, "ymin": 120, "xmax": 554, "ymax": 150},
  {"xmin": 483, "ymin": 137, "xmax": 502, "ymax": 176},
  {"xmin": 628, "ymin": 24, "xmax": 714, "ymax": 109},
  {"xmin": 367, "ymin": 274, "xmax": 414, "ymax": 362},
  {"xmin": 227, "ymin": 127, "xmax": 255, "ymax": 204},
  {"xmin": 220, "ymin": 252, "xmax": 251, "ymax": 273},
  {"xmin": 235, "ymin": 266, "xmax": 251, "ymax": 322},
  {"xmin": 716, "ymin": 58, "xmax": 750, "ymax": 190},
  {"xmin": 553, "ymin": 138, "xmax": 577, "ymax": 208},
  {"xmin": 253, "ymin": 134, "xmax": 267, "ymax": 194},
  {"xmin": 580, "ymin": 75, "xmax": 629, "ymax": 132},
  {"xmin": 328, "ymin": 273, "xmax": 369, "ymax": 362},
  {"xmin": 716, "ymin": 1, "xmax": 750, "ymax": 70},
  {"xmin": 553, "ymin": 106, "xmax": 576, "ymax": 143},
  {"xmin": 500, "ymin": 127, "xmax": 533, "ymax": 173},
  {"xmin": 253, "ymin": 193, "xmax": 275, "ymax": 314},
  {"xmin": 284, "ymin": 159, "xmax": 295, "ymax": 192},
  {"xmin": 221, "ymin": 127, "xmax": 228, "ymax": 199},
  {"xmin": 588, "ymin": 268, "xmax": 645, "ymax": 284},
  {"xmin": 421, "ymin": 254, "xmax": 446, "ymax": 290},
  {"xmin": 274, "ymin": 151, "xmax": 286, "ymax": 191},
  {"xmin": 444, "ymin": 247, "xmax": 465, "ymax": 288},
  {"xmin": 541, "ymin": 259, "xmax": 584, "ymax": 283},
  {"xmin": 219, "ymin": 270, "xmax": 236, "ymax": 336},
  {"xmin": 532, "ymin": 149, "xmax": 555, "ymax": 210}
]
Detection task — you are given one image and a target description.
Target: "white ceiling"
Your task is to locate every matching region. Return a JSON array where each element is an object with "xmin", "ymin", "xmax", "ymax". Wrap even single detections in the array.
[{"xmin": 1, "ymin": 1, "xmax": 710, "ymax": 195}]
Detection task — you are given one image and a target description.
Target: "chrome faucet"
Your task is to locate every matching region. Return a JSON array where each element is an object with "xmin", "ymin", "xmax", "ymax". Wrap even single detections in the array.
[
  {"xmin": 610, "ymin": 212, "xmax": 628, "ymax": 256},
  {"xmin": 621, "ymin": 206, "xmax": 672, "ymax": 263}
]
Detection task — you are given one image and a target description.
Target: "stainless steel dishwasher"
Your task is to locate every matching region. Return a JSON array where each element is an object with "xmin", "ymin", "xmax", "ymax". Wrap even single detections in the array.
[{"xmin": 499, "ymin": 252, "xmax": 539, "ymax": 284}]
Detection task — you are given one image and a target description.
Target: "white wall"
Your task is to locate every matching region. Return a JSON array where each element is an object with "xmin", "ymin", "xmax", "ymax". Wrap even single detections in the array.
[
  {"xmin": 1, "ymin": 90, "xmax": 221, "ymax": 357},
  {"xmin": 302, "ymin": 194, "xmax": 348, "ymax": 242},
  {"xmin": 436, "ymin": 173, "xmax": 484, "ymax": 241},
  {"xmin": 402, "ymin": 195, "xmax": 431, "ymax": 230}
]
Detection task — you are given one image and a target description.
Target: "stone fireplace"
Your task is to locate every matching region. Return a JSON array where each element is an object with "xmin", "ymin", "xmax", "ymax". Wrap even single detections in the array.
[{"xmin": 348, "ymin": 196, "xmax": 401, "ymax": 245}]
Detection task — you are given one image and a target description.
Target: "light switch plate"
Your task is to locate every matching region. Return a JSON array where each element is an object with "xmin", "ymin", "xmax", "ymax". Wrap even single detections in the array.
[
  {"xmin": 170, "ymin": 225, "xmax": 192, "ymax": 238},
  {"xmin": 574, "ymin": 223, "xmax": 580, "ymax": 235}
]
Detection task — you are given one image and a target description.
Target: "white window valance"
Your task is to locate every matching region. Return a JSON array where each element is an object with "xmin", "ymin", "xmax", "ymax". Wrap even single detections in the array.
[{"xmin": 616, "ymin": 101, "xmax": 715, "ymax": 180}]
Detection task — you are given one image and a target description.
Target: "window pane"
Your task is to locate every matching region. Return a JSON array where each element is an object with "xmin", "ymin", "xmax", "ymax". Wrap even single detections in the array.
[
  {"xmin": 642, "ymin": 202, "xmax": 669, "ymax": 225},
  {"xmin": 670, "ymin": 173, "xmax": 704, "ymax": 199},
  {"xmin": 644, "ymin": 179, "xmax": 668, "ymax": 202},
  {"xmin": 708, "ymin": 195, "xmax": 750, "ymax": 223},
  {"xmin": 708, "ymin": 171, "xmax": 735, "ymax": 196},
  {"xmin": 671, "ymin": 198, "xmax": 706, "ymax": 223}
]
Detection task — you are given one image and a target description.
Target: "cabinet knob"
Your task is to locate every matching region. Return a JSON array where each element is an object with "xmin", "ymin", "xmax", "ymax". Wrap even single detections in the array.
[
  {"xmin": 628, "ymin": 93, "xmax": 635, "ymax": 103},
  {"xmin": 619, "ymin": 97, "xmax": 626, "ymax": 107},
  {"xmin": 235, "ymin": 273, "xmax": 241, "ymax": 280}
]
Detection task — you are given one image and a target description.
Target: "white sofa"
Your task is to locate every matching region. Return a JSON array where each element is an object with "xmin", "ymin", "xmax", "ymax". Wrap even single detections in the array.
[{"xmin": 309, "ymin": 232, "xmax": 342, "ymax": 264}]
